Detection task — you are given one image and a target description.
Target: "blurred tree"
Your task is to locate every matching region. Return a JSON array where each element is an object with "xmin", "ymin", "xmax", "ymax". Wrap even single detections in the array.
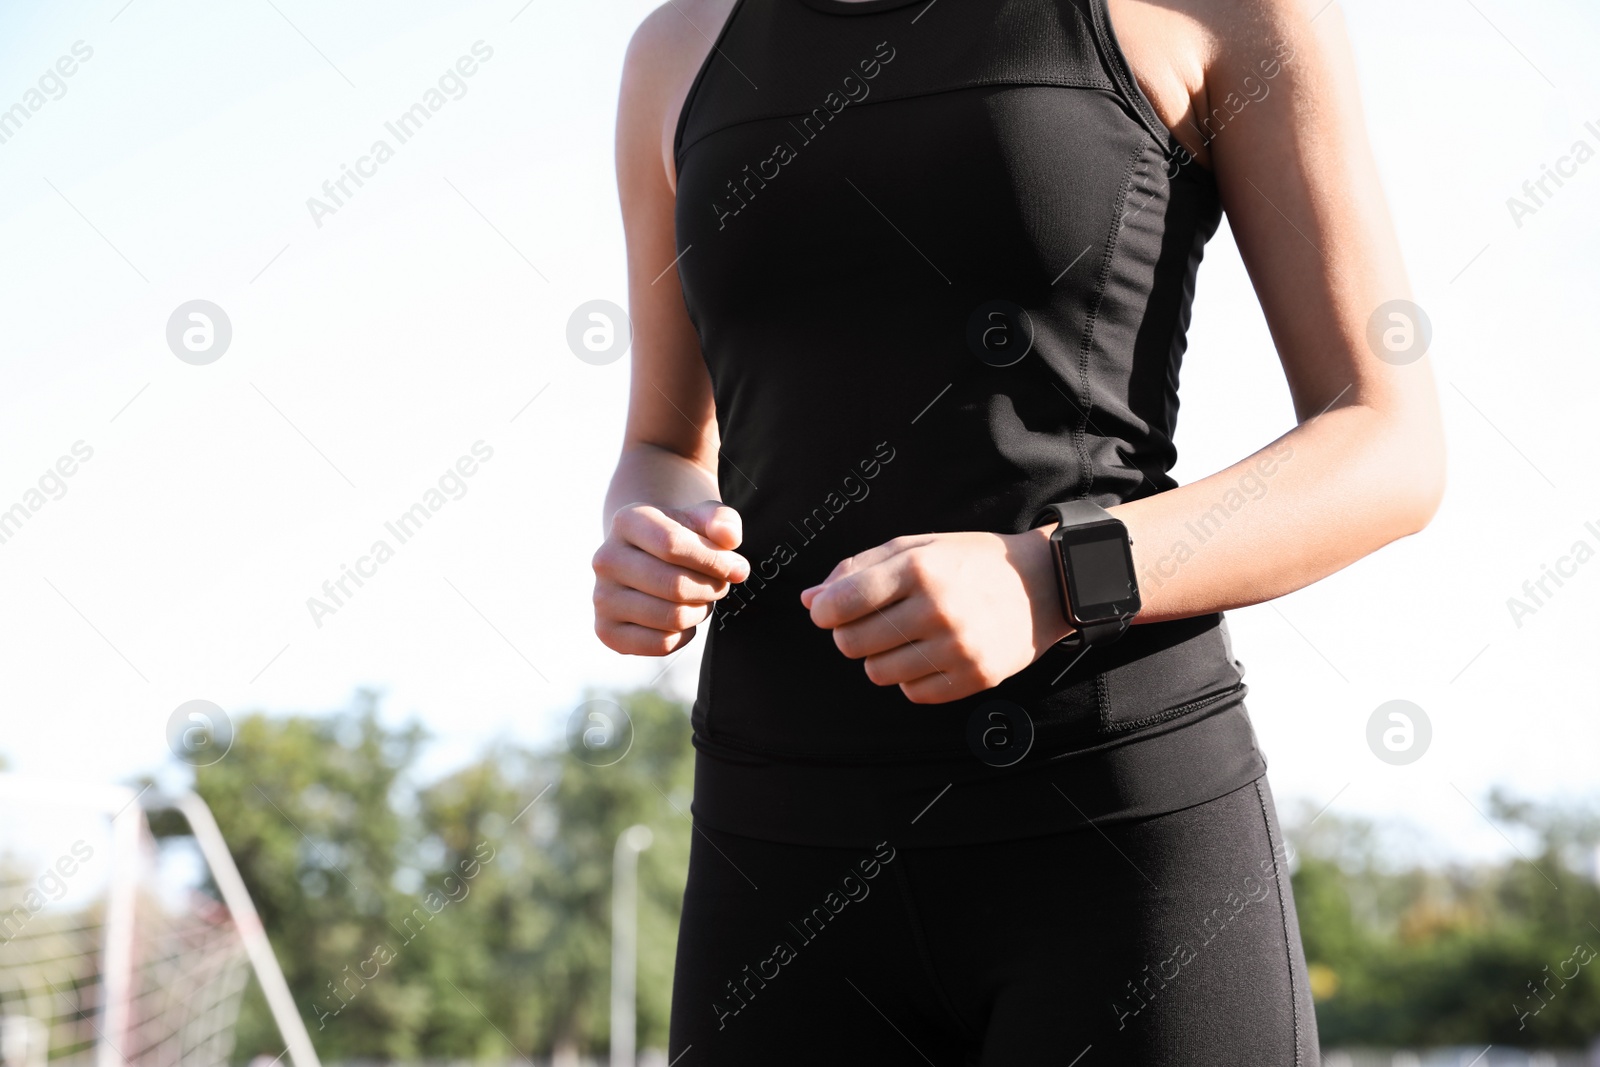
[
  {"xmin": 172, "ymin": 689, "xmax": 431, "ymax": 1061},
  {"xmin": 505, "ymin": 688, "xmax": 693, "ymax": 1059},
  {"xmin": 160, "ymin": 687, "xmax": 693, "ymax": 1063},
  {"xmin": 1291, "ymin": 799, "xmax": 1600, "ymax": 1049},
  {"xmin": 403, "ymin": 688, "xmax": 692, "ymax": 1059}
]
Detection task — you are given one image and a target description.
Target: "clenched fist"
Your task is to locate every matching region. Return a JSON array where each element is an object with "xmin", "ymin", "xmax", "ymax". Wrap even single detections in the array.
[
  {"xmin": 593, "ymin": 500, "xmax": 750, "ymax": 656},
  {"xmin": 800, "ymin": 529, "xmax": 1072, "ymax": 704}
]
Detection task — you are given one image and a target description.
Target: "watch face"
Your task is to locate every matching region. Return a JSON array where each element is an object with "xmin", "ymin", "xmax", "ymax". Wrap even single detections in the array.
[{"xmin": 1062, "ymin": 526, "xmax": 1140, "ymax": 622}]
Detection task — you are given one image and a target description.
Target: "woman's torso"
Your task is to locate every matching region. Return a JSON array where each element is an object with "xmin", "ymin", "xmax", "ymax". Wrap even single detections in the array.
[{"xmin": 673, "ymin": 0, "xmax": 1241, "ymax": 748}]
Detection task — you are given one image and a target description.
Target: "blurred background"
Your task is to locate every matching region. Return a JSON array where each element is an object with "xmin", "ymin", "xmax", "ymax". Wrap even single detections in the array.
[{"xmin": 0, "ymin": 0, "xmax": 1596, "ymax": 1062}]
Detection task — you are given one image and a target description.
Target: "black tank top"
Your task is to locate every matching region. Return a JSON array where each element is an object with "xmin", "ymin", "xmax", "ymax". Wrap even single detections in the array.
[{"xmin": 672, "ymin": 0, "xmax": 1265, "ymax": 846}]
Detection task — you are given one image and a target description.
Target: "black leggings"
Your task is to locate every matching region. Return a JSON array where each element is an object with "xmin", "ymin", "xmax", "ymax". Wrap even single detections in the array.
[{"xmin": 668, "ymin": 777, "xmax": 1319, "ymax": 1066}]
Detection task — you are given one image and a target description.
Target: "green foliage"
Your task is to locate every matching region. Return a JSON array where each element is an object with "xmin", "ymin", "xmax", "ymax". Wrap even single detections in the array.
[
  {"xmin": 1290, "ymin": 799, "xmax": 1600, "ymax": 1049},
  {"xmin": 169, "ymin": 688, "xmax": 693, "ymax": 1061}
]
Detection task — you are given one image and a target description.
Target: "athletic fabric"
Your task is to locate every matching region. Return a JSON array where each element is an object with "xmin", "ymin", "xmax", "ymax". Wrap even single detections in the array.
[
  {"xmin": 672, "ymin": 0, "xmax": 1262, "ymax": 847},
  {"xmin": 668, "ymin": 777, "xmax": 1320, "ymax": 1065}
]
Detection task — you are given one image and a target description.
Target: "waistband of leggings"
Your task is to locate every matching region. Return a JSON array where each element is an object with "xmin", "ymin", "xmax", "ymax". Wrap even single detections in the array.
[{"xmin": 689, "ymin": 690, "xmax": 1267, "ymax": 848}]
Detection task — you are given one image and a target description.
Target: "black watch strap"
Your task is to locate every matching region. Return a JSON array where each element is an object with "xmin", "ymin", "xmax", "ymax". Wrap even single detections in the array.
[
  {"xmin": 1031, "ymin": 499, "xmax": 1116, "ymax": 531},
  {"xmin": 1059, "ymin": 617, "xmax": 1131, "ymax": 650}
]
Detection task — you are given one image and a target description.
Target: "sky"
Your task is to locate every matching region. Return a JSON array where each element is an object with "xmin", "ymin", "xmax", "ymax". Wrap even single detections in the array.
[{"xmin": 0, "ymin": 0, "xmax": 1596, "ymax": 867}]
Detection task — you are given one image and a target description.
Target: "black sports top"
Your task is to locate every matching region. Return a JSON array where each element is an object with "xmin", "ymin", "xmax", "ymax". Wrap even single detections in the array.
[{"xmin": 671, "ymin": 0, "xmax": 1266, "ymax": 847}]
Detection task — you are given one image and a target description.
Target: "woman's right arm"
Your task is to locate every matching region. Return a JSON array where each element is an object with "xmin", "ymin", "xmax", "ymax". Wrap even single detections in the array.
[{"xmin": 592, "ymin": 3, "xmax": 749, "ymax": 658}]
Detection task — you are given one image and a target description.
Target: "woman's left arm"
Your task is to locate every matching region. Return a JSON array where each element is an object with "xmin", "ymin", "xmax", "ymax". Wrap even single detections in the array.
[{"xmin": 802, "ymin": 0, "xmax": 1445, "ymax": 703}]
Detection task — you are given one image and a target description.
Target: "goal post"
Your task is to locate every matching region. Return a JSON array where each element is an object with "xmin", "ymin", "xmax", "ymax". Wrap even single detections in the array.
[{"xmin": 0, "ymin": 775, "xmax": 320, "ymax": 1067}]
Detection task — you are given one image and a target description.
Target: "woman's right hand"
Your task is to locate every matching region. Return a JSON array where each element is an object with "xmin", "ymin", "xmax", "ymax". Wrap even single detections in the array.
[{"xmin": 592, "ymin": 500, "xmax": 750, "ymax": 655}]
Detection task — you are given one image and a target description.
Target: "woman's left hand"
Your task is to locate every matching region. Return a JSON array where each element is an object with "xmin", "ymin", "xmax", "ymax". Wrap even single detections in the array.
[{"xmin": 799, "ymin": 529, "xmax": 1072, "ymax": 704}]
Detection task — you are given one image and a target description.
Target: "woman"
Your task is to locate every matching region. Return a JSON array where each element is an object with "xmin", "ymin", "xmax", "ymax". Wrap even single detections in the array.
[{"xmin": 594, "ymin": 0, "xmax": 1443, "ymax": 1061}]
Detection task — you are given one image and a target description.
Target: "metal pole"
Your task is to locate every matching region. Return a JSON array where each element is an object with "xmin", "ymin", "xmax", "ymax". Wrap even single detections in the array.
[
  {"xmin": 98, "ymin": 786, "xmax": 143, "ymax": 1067},
  {"xmin": 175, "ymin": 793, "xmax": 323, "ymax": 1067},
  {"xmin": 611, "ymin": 825, "xmax": 654, "ymax": 1067}
]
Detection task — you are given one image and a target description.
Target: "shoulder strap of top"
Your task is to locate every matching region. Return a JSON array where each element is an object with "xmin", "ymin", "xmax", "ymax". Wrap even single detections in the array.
[
  {"xmin": 672, "ymin": 0, "xmax": 751, "ymax": 181},
  {"xmin": 1080, "ymin": 0, "xmax": 1185, "ymax": 159}
]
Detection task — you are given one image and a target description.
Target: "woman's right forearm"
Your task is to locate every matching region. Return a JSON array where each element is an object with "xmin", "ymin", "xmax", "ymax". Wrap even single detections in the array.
[{"xmin": 602, "ymin": 442, "xmax": 722, "ymax": 534}]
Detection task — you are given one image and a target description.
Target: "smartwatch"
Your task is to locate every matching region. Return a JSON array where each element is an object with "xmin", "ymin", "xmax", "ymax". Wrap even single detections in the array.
[{"xmin": 1031, "ymin": 500, "xmax": 1141, "ymax": 649}]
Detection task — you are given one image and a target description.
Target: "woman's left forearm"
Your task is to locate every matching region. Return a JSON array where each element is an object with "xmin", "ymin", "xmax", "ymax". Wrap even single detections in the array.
[
  {"xmin": 1100, "ymin": 397, "xmax": 1445, "ymax": 625},
  {"xmin": 806, "ymin": 396, "xmax": 1443, "ymax": 702}
]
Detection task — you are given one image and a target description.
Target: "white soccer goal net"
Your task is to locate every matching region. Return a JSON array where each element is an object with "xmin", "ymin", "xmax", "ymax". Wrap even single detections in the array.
[{"xmin": 0, "ymin": 777, "xmax": 318, "ymax": 1067}]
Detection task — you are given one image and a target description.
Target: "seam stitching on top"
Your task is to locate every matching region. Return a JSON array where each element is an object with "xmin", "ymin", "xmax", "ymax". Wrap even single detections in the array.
[
  {"xmin": 1073, "ymin": 142, "xmax": 1141, "ymax": 498},
  {"xmin": 1255, "ymin": 778, "xmax": 1305, "ymax": 1067},
  {"xmin": 677, "ymin": 77, "xmax": 1120, "ymax": 163}
]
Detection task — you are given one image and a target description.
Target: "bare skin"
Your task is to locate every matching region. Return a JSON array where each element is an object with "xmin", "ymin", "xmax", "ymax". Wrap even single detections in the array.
[{"xmin": 593, "ymin": 0, "xmax": 1446, "ymax": 704}]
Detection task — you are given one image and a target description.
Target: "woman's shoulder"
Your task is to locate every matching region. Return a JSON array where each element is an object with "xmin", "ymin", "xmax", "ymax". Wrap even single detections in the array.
[
  {"xmin": 619, "ymin": 0, "xmax": 741, "ymax": 190},
  {"xmin": 1107, "ymin": 0, "xmax": 1323, "ymax": 168}
]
